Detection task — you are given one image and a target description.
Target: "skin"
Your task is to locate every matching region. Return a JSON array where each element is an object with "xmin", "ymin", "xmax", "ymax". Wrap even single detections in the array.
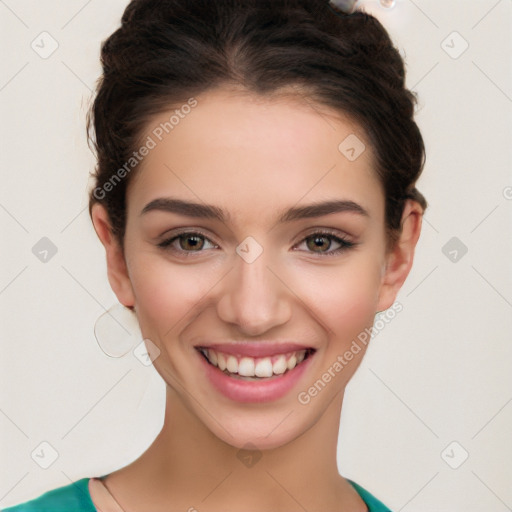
[{"xmin": 91, "ymin": 85, "xmax": 423, "ymax": 512}]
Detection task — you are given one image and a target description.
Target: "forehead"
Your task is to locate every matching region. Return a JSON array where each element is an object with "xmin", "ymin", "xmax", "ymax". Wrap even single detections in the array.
[{"xmin": 128, "ymin": 86, "xmax": 384, "ymax": 226}]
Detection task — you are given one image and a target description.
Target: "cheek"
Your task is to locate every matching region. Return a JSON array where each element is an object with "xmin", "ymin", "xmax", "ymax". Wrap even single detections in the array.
[
  {"xmin": 332, "ymin": 264, "xmax": 381, "ymax": 334},
  {"xmin": 292, "ymin": 253, "xmax": 383, "ymax": 339},
  {"xmin": 127, "ymin": 252, "xmax": 220, "ymax": 339},
  {"xmin": 127, "ymin": 236, "xmax": 384, "ymax": 344}
]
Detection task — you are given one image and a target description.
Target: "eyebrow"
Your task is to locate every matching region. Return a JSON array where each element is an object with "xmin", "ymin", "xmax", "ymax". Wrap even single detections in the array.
[{"xmin": 140, "ymin": 197, "xmax": 369, "ymax": 223}]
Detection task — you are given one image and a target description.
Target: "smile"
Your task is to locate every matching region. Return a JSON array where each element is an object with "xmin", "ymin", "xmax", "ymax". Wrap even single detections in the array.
[
  {"xmin": 194, "ymin": 344, "xmax": 317, "ymax": 403},
  {"xmin": 197, "ymin": 347, "xmax": 315, "ymax": 380}
]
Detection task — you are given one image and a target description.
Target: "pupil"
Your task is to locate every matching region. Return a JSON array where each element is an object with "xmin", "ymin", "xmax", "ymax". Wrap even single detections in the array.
[
  {"xmin": 310, "ymin": 236, "xmax": 329, "ymax": 252},
  {"xmin": 182, "ymin": 235, "xmax": 202, "ymax": 251}
]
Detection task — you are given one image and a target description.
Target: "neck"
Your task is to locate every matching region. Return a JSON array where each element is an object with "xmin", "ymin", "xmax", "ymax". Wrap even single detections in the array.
[{"xmin": 102, "ymin": 386, "xmax": 364, "ymax": 511}]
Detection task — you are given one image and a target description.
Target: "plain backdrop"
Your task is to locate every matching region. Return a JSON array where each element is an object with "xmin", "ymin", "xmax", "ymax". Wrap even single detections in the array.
[{"xmin": 1, "ymin": 1, "xmax": 511, "ymax": 511}]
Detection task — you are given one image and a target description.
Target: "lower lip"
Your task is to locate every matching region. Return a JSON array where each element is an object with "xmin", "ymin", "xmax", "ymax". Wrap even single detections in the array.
[{"xmin": 197, "ymin": 350, "xmax": 315, "ymax": 403}]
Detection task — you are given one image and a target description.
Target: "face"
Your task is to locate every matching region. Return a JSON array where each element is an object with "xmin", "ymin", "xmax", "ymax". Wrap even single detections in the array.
[{"xmin": 98, "ymin": 86, "xmax": 411, "ymax": 450}]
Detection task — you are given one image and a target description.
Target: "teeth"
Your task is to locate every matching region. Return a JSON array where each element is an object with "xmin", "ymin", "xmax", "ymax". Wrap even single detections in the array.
[
  {"xmin": 200, "ymin": 347, "xmax": 312, "ymax": 378},
  {"xmin": 238, "ymin": 357, "xmax": 255, "ymax": 377},
  {"xmin": 217, "ymin": 352, "xmax": 227, "ymax": 371},
  {"xmin": 226, "ymin": 355, "xmax": 238, "ymax": 373},
  {"xmin": 254, "ymin": 358, "xmax": 273, "ymax": 377},
  {"xmin": 208, "ymin": 349, "xmax": 218, "ymax": 366},
  {"xmin": 272, "ymin": 355, "xmax": 287, "ymax": 375}
]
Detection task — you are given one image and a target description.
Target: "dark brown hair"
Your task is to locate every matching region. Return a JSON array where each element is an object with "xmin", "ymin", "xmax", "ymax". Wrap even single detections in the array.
[{"xmin": 87, "ymin": 0, "xmax": 427, "ymax": 249}]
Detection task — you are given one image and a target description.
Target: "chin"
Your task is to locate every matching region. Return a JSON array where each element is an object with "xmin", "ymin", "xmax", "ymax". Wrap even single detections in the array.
[{"xmin": 197, "ymin": 407, "xmax": 318, "ymax": 452}]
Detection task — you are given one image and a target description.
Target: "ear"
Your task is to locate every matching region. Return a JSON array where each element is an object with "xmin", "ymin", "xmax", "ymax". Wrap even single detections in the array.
[
  {"xmin": 376, "ymin": 199, "xmax": 423, "ymax": 311},
  {"xmin": 91, "ymin": 203, "xmax": 135, "ymax": 308}
]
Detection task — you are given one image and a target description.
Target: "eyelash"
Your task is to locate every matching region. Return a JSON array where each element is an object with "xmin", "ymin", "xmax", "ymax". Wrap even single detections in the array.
[{"xmin": 157, "ymin": 229, "xmax": 356, "ymax": 257}]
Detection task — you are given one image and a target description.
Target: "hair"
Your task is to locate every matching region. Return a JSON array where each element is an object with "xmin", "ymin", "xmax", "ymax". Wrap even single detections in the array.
[{"xmin": 87, "ymin": 0, "xmax": 427, "ymax": 250}]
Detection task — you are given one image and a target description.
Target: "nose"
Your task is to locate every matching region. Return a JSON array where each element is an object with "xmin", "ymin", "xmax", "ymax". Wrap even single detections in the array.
[{"xmin": 216, "ymin": 247, "xmax": 292, "ymax": 336}]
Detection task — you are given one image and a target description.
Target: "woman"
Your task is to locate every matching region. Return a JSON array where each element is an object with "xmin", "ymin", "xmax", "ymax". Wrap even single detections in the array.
[{"xmin": 3, "ymin": 0, "xmax": 426, "ymax": 510}]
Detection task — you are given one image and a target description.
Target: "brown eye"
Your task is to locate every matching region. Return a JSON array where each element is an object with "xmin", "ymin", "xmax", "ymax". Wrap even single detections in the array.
[
  {"xmin": 306, "ymin": 235, "xmax": 333, "ymax": 253},
  {"xmin": 158, "ymin": 232, "xmax": 216, "ymax": 253},
  {"xmin": 177, "ymin": 234, "xmax": 205, "ymax": 251},
  {"xmin": 296, "ymin": 231, "xmax": 356, "ymax": 256}
]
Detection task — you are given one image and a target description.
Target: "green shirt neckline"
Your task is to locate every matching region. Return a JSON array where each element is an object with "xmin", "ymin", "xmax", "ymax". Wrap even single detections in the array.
[{"xmin": 2, "ymin": 476, "xmax": 391, "ymax": 511}]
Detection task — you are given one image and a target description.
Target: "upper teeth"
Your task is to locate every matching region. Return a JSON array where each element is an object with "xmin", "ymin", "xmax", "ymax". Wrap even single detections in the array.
[{"xmin": 200, "ymin": 348, "xmax": 308, "ymax": 377}]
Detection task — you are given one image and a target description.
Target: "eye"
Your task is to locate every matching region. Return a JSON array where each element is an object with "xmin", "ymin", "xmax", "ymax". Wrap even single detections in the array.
[
  {"xmin": 157, "ymin": 231, "xmax": 217, "ymax": 254},
  {"xmin": 294, "ymin": 230, "xmax": 356, "ymax": 256},
  {"xmin": 157, "ymin": 229, "xmax": 356, "ymax": 257}
]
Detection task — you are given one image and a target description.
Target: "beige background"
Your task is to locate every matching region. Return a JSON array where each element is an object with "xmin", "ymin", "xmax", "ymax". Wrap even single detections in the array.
[{"xmin": 1, "ymin": 1, "xmax": 511, "ymax": 510}]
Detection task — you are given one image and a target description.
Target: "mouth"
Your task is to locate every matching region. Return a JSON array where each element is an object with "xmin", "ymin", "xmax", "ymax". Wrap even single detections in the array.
[
  {"xmin": 193, "ymin": 341, "xmax": 318, "ymax": 403},
  {"xmin": 195, "ymin": 346, "xmax": 316, "ymax": 381}
]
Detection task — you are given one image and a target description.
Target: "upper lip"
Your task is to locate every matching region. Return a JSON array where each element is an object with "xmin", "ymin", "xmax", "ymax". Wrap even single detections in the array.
[{"xmin": 195, "ymin": 342, "xmax": 315, "ymax": 358}]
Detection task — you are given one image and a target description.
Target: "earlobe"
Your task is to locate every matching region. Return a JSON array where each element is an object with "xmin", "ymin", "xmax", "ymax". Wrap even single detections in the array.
[
  {"xmin": 376, "ymin": 200, "xmax": 423, "ymax": 312},
  {"xmin": 91, "ymin": 203, "xmax": 135, "ymax": 308}
]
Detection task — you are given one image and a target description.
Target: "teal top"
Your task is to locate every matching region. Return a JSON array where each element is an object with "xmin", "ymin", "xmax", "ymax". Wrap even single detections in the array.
[{"xmin": 2, "ymin": 477, "xmax": 391, "ymax": 511}]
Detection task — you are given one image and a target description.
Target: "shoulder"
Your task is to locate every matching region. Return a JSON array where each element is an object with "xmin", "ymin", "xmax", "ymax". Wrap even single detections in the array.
[
  {"xmin": 347, "ymin": 479, "xmax": 393, "ymax": 512},
  {"xmin": 1, "ymin": 478, "xmax": 96, "ymax": 512}
]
